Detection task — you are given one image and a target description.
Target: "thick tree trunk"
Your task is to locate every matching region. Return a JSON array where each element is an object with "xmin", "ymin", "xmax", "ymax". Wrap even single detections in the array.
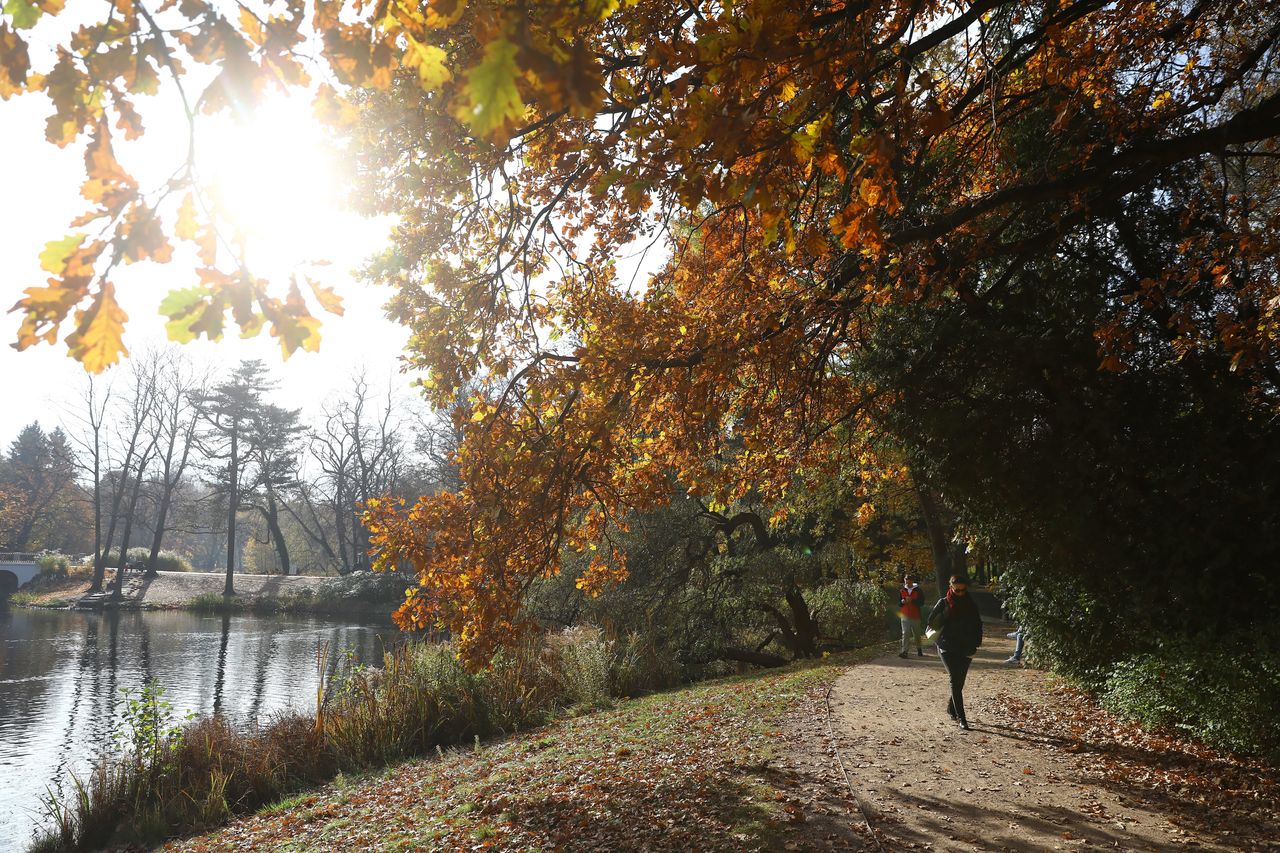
[
  {"xmin": 97, "ymin": 478, "xmax": 129, "ymax": 595},
  {"xmin": 111, "ymin": 462, "xmax": 148, "ymax": 601},
  {"xmin": 761, "ymin": 586, "xmax": 819, "ymax": 660},
  {"xmin": 915, "ymin": 483, "xmax": 954, "ymax": 598},
  {"xmin": 334, "ymin": 481, "xmax": 350, "ymax": 572},
  {"xmin": 145, "ymin": 492, "xmax": 171, "ymax": 576},
  {"xmin": 784, "ymin": 584, "xmax": 819, "ymax": 657},
  {"xmin": 264, "ymin": 494, "xmax": 290, "ymax": 575}
]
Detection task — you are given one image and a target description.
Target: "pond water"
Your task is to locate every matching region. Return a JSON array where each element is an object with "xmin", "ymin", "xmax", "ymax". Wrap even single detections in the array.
[{"xmin": 0, "ymin": 606, "xmax": 401, "ymax": 851}]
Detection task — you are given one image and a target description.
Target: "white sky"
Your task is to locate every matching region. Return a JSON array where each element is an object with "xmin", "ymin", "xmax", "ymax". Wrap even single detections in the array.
[{"xmin": 0, "ymin": 71, "xmax": 416, "ymax": 444}]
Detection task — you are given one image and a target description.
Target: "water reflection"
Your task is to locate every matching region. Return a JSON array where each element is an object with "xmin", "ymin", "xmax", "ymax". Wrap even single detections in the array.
[{"xmin": 0, "ymin": 606, "xmax": 396, "ymax": 851}]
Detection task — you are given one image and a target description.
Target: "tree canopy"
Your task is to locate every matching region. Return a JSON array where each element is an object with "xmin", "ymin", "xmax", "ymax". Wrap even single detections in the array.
[{"xmin": 5, "ymin": 0, "xmax": 1279, "ymax": 664}]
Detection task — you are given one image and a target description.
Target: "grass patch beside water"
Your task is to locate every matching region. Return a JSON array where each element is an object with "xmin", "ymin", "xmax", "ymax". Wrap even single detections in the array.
[{"xmin": 166, "ymin": 646, "xmax": 886, "ymax": 853}]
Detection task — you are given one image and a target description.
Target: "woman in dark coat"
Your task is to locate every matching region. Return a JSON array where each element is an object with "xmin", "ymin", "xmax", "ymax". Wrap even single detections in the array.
[{"xmin": 926, "ymin": 574, "xmax": 983, "ymax": 730}]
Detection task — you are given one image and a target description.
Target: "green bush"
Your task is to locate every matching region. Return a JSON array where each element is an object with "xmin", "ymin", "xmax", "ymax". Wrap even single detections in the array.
[
  {"xmin": 808, "ymin": 579, "xmax": 893, "ymax": 647},
  {"xmin": 188, "ymin": 593, "xmax": 233, "ymax": 612},
  {"xmin": 1099, "ymin": 631, "xmax": 1280, "ymax": 761},
  {"xmin": 37, "ymin": 551, "xmax": 70, "ymax": 576},
  {"xmin": 101, "ymin": 547, "xmax": 192, "ymax": 573}
]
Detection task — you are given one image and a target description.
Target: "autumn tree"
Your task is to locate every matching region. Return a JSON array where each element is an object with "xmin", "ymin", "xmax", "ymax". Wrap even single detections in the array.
[
  {"xmin": 4, "ymin": 0, "xmax": 1279, "ymax": 664},
  {"xmin": 357, "ymin": 0, "xmax": 1280, "ymax": 664},
  {"xmin": 0, "ymin": 423, "xmax": 78, "ymax": 551}
]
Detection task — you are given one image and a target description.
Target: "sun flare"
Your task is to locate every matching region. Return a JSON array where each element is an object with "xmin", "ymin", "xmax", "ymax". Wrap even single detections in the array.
[{"xmin": 199, "ymin": 95, "xmax": 356, "ymax": 277}]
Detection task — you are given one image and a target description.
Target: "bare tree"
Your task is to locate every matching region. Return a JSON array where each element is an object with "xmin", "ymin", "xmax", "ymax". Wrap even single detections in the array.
[
  {"xmin": 96, "ymin": 359, "xmax": 159, "ymax": 593},
  {"xmin": 62, "ymin": 375, "xmax": 113, "ymax": 590},
  {"xmin": 143, "ymin": 350, "xmax": 204, "ymax": 575},
  {"xmin": 305, "ymin": 372, "xmax": 411, "ymax": 573}
]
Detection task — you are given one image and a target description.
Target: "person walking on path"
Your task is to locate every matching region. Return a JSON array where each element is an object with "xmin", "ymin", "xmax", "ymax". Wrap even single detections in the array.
[
  {"xmin": 1005, "ymin": 626, "xmax": 1027, "ymax": 664},
  {"xmin": 898, "ymin": 572, "xmax": 925, "ymax": 658},
  {"xmin": 926, "ymin": 574, "xmax": 983, "ymax": 729}
]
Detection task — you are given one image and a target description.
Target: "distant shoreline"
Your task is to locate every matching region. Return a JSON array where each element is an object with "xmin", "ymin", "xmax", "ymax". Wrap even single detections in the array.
[{"xmin": 5, "ymin": 568, "xmax": 408, "ymax": 618}]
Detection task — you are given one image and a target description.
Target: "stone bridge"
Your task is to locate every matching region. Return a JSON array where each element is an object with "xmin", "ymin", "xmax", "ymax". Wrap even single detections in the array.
[{"xmin": 0, "ymin": 553, "xmax": 41, "ymax": 595}]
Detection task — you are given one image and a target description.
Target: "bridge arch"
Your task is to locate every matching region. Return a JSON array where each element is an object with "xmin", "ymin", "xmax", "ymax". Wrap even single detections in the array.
[{"xmin": 0, "ymin": 555, "xmax": 41, "ymax": 592}]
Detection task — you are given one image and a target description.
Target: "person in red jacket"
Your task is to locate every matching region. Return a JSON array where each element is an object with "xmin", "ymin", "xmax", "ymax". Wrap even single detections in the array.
[{"xmin": 898, "ymin": 572, "xmax": 924, "ymax": 658}]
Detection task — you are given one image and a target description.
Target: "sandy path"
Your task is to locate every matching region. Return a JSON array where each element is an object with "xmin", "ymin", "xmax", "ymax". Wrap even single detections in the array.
[
  {"xmin": 775, "ymin": 634, "xmax": 1258, "ymax": 852},
  {"xmin": 125, "ymin": 570, "xmax": 331, "ymax": 606}
]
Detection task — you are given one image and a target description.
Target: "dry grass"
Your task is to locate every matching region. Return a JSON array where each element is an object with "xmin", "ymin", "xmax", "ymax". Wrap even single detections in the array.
[{"xmin": 31, "ymin": 628, "xmax": 691, "ymax": 852}]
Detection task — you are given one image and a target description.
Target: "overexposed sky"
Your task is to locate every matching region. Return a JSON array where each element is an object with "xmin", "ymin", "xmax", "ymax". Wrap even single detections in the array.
[{"xmin": 0, "ymin": 69, "xmax": 415, "ymax": 444}]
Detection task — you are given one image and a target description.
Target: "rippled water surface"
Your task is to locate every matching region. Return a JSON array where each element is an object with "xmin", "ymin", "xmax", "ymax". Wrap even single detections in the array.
[{"xmin": 0, "ymin": 606, "xmax": 397, "ymax": 851}]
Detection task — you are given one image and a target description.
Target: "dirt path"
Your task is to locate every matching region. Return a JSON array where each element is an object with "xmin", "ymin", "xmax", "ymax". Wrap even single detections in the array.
[
  {"xmin": 775, "ymin": 634, "xmax": 1279, "ymax": 852},
  {"xmin": 122, "ymin": 570, "xmax": 331, "ymax": 606}
]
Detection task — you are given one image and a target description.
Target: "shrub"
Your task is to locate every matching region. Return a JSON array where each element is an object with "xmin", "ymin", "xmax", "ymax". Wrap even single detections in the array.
[
  {"xmin": 547, "ymin": 626, "xmax": 615, "ymax": 710},
  {"xmin": 1099, "ymin": 631, "xmax": 1280, "ymax": 761},
  {"xmin": 150, "ymin": 550, "xmax": 193, "ymax": 573},
  {"xmin": 610, "ymin": 630, "xmax": 683, "ymax": 697},
  {"xmin": 315, "ymin": 571, "xmax": 413, "ymax": 604},
  {"xmin": 37, "ymin": 551, "xmax": 70, "ymax": 576},
  {"xmin": 808, "ymin": 579, "xmax": 893, "ymax": 647},
  {"xmin": 101, "ymin": 547, "xmax": 192, "ymax": 572},
  {"xmin": 188, "ymin": 593, "xmax": 234, "ymax": 612}
]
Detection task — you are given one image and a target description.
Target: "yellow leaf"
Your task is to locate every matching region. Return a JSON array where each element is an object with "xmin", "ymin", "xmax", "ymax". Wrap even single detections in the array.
[
  {"xmin": 66, "ymin": 282, "xmax": 129, "ymax": 373},
  {"xmin": 313, "ymin": 83, "xmax": 360, "ymax": 128},
  {"xmin": 175, "ymin": 192, "xmax": 198, "ymax": 241},
  {"xmin": 859, "ymin": 178, "xmax": 882, "ymax": 206},
  {"xmin": 422, "ymin": 0, "xmax": 466, "ymax": 29},
  {"xmin": 306, "ymin": 276, "xmax": 345, "ymax": 316},
  {"xmin": 403, "ymin": 35, "xmax": 450, "ymax": 90},
  {"xmin": 238, "ymin": 7, "xmax": 265, "ymax": 45}
]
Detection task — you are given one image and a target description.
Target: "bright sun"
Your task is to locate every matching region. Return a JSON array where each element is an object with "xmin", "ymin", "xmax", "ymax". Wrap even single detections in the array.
[{"xmin": 198, "ymin": 95, "xmax": 357, "ymax": 278}]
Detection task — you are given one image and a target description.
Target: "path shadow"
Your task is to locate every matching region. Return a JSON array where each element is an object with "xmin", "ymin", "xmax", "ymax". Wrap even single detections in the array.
[
  {"xmin": 867, "ymin": 788, "xmax": 1175, "ymax": 852},
  {"xmin": 977, "ymin": 718, "xmax": 1279, "ymax": 839},
  {"xmin": 131, "ymin": 572, "xmax": 157, "ymax": 603},
  {"xmin": 500, "ymin": 759, "xmax": 870, "ymax": 851}
]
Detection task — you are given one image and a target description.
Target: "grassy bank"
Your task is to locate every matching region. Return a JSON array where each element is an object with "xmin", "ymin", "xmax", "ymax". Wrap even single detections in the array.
[
  {"xmin": 4, "ymin": 566, "xmax": 93, "ymax": 608},
  {"xmin": 166, "ymin": 645, "xmax": 882, "ymax": 853},
  {"xmin": 32, "ymin": 622, "xmax": 889, "ymax": 852},
  {"xmin": 5, "ymin": 569, "xmax": 411, "ymax": 619}
]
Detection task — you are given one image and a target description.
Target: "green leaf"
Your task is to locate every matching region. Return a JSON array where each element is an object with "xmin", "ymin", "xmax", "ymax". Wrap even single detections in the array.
[
  {"xmin": 158, "ymin": 286, "xmax": 208, "ymax": 343},
  {"xmin": 39, "ymin": 233, "xmax": 85, "ymax": 274},
  {"xmin": 4, "ymin": 0, "xmax": 40, "ymax": 30},
  {"xmin": 458, "ymin": 34, "xmax": 523, "ymax": 139}
]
